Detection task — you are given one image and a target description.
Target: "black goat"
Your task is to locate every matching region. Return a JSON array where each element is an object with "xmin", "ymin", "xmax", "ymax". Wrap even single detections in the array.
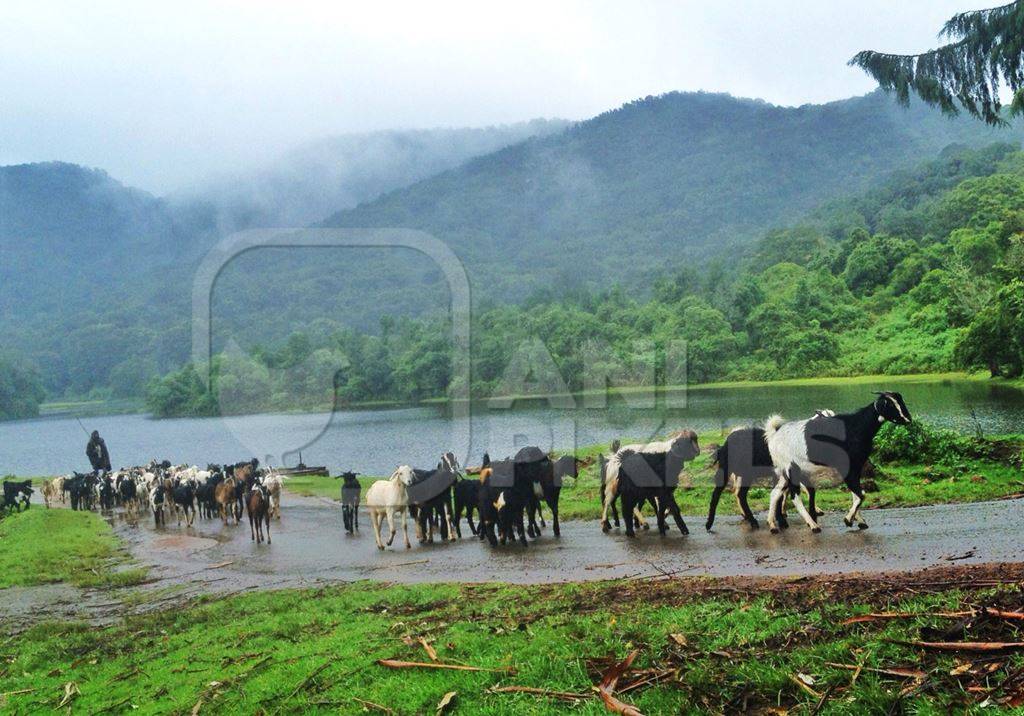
[
  {"xmin": 605, "ymin": 432, "xmax": 699, "ymax": 538},
  {"xmin": 337, "ymin": 471, "xmax": 361, "ymax": 534},
  {"xmin": 765, "ymin": 392, "xmax": 912, "ymax": 532},
  {"xmin": 706, "ymin": 427, "xmax": 776, "ymax": 532},
  {"xmin": 98, "ymin": 475, "xmax": 116, "ymax": 511},
  {"xmin": 2, "ymin": 480, "xmax": 33, "ymax": 512},
  {"xmin": 66, "ymin": 472, "xmax": 97, "ymax": 511},
  {"xmin": 172, "ymin": 482, "xmax": 197, "ymax": 526},
  {"xmin": 407, "ymin": 459, "xmax": 457, "ymax": 544}
]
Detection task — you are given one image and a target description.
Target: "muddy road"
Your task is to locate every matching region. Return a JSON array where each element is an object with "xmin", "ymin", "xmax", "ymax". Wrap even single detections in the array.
[
  {"xmin": 118, "ymin": 491, "xmax": 1024, "ymax": 590},
  {"xmin": 6, "ymin": 492, "xmax": 1024, "ymax": 630}
]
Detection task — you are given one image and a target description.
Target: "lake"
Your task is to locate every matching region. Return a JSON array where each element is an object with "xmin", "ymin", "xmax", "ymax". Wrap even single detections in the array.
[{"xmin": 2, "ymin": 377, "xmax": 1022, "ymax": 477}]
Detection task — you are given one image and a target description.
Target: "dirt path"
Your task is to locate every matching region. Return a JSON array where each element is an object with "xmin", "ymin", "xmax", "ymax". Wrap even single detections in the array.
[
  {"xmin": 113, "ymin": 490, "xmax": 1024, "ymax": 592},
  {"xmin": 6, "ymin": 491, "xmax": 1023, "ymax": 630}
]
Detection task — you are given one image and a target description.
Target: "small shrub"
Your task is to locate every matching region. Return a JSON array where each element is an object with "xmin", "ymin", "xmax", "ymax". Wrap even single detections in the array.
[{"xmin": 874, "ymin": 421, "xmax": 980, "ymax": 465}]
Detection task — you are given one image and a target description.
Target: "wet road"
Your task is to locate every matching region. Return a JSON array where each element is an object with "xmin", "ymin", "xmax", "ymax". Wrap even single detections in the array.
[{"xmin": 116, "ymin": 491, "xmax": 1024, "ymax": 590}]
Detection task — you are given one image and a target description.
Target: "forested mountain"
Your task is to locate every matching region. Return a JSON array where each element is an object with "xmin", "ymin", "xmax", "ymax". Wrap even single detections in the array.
[
  {"xmin": 4, "ymin": 90, "xmax": 1024, "ymax": 414},
  {"xmin": 147, "ymin": 142, "xmax": 1024, "ymax": 416},
  {"xmin": 186, "ymin": 120, "xmax": 568, "ymax": 228},
  {"xmin": 323, "ymin": 91, "xmax": 1024, "ymax": 298}
]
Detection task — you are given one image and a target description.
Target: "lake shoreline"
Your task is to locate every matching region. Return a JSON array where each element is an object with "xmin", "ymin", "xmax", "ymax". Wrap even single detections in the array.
[{"xmin": 30, "ymin": 370, "xmax": 1019, "ymax": 423}]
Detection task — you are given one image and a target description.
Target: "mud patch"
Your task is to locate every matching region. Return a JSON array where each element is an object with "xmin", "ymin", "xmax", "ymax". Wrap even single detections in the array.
[{"xmin": 151, "ymin": 534, "xmax": 217, "ymax": 551}]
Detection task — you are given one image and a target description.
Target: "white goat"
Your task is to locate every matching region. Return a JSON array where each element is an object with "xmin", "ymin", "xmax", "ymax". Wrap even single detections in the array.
[
  {"xmin": 366, "ymin": 466, "xmax": 416, "ymax": 550},
  {"xmin": 262, "ymin": 472, "xmax": 287, "ymax": 519}
]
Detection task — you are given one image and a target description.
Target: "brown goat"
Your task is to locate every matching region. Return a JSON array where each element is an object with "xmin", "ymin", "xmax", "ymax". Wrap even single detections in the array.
[
  {"xmin": 247, "ymin": 485, "xmax": 271, "ymax": 544},
  {"xmin": 215, "ymin": 476, "xmax": 239, "ymax": 524}
]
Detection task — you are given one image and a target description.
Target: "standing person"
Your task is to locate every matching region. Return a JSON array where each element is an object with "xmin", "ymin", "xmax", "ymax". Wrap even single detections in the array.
[{"xmin": 86, "ymin": 430, "xmax": 111, "ymax": 476}]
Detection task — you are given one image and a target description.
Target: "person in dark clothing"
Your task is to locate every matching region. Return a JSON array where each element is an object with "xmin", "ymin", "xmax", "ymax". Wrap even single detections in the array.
[{"xmin": 87, "ymin": 430, "xmax": 111, "ymax": 475}]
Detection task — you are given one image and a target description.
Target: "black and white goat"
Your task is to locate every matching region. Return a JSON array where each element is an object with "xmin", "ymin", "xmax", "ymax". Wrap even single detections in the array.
[
  {"xmin": 705, "ymin": 410, "xmax": 836, "ymax": 532},
  {"xmin": 765, "ymin": 392, "xmax": 912, "ymax": 533},
  {"xmin": 601, "ymin": 431, "xmax": 700, "ymax": 538}
]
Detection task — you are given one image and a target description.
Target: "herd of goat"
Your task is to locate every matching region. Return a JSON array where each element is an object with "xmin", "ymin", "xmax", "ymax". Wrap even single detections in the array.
[
  {"xmin": 6, "ymin": 391, "xmax": 914, "ymax": 550},
  {"xmin": 31, "ymin": 460, "xmax": 284, "ymax": 544},
  {"xmin": 351, "ymin": 391, "xmax": 914, "ymax": 548}
]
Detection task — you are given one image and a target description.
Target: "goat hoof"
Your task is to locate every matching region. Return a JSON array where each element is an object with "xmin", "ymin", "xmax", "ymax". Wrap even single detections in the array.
[
  {"xmin": 601, "ymin": 522, "xmax": 611, "ymax": 533},
  {"xmin": 843, "ymin": 517, "xmax": 853, "ymax": 528},
  {"xmin": 625, "ymin": 531, "xmax": 636, "ymax": 538},
  {"xmin": 770, "ymin": 527, "xmax": 779, "ymax": 534},
  {"xmin": 814, "ymin": 510, "xmax": 825, "ymax": 518},
  {"xmin": 680, "ymin": 527, "xmax": 689, "ymax": 536},
  {"xmin": 641, "ymin": 523, "xmax": 650, "ymax": 531},
  {"xmin": 812, "ymin": 526, "xmax": 822, "ymax": 534},
  {"xmin": 857, "ymin": 523, "xmax": 869, "ymax": 530}
]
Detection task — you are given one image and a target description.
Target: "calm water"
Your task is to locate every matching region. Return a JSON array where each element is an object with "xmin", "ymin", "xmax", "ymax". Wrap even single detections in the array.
[{"xmin": 2, "ymin": 378, "xmax": 1022, "ymax": 476}]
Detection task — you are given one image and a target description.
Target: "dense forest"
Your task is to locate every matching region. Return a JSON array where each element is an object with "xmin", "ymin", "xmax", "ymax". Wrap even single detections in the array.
[
  {"xmin": 145, "ymin": 143, "xmax": 1024, "ymax": 417},
  {"xmin": 5, "ymin": 91, "xmax": 1024, "ymax": 418}
]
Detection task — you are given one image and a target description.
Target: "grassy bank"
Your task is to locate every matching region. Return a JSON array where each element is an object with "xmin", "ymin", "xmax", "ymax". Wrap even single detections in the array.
[
  {"xmin": 3, "ymin": 566, "xmax": 1023, "ymax": 713},
  {"xmin": 0, "ymin": 508, "xmax": 145, "ymax": 589},
  {"xmin": 284, "ymin": 429, "xmax": 1024, "ymax": 523}
]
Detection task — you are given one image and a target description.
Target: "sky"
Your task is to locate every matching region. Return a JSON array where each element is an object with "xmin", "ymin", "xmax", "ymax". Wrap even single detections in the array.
[{"xmin": 0, "ymin": 1, "xmax": 990, "ymax": 193}]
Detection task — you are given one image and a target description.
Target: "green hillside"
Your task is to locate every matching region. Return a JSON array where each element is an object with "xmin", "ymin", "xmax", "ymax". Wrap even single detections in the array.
[
  {"xmin": 4, "ymin": 91, "xmax": 1024, "ymax": 412},
  {"xmin": 147, "ymin": 143, "xmax": 1024, "ymax": 415}
]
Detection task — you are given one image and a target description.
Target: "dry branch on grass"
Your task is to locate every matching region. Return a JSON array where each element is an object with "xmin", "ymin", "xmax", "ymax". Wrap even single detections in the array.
[
  {"xmin": 888, "ymin": 639, "xmax": 1024, "ymax": 652},
  {"xmin": 377, "ymin": 659, "xmax": 514, "ymax": 674},
  {"xmin": 597, "ymin": 650, "xmax": 645, "ymax": 716},
  {"xmin": 487, "ymin": 685, "xmax": 590, "ymax": 703}
]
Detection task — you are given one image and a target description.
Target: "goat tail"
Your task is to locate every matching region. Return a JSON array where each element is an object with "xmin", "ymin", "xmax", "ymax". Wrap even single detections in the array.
[{"xmin": 764, "ymin": 414, "xmax": 785, "ymax": 439}]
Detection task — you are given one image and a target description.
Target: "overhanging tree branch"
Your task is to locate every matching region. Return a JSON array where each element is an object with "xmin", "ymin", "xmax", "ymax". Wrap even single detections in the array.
[{"xmin": 850, "ymin": 1, "xmax": 1024, "ymax": 125}]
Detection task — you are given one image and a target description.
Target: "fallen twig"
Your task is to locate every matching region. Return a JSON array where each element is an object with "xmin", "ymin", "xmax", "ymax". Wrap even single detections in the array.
[
  {"xmin": 377, "ymin": 659, "xmax": 513, "ymax": 673},
  {"xmin": 487, "ymin": 685, "xmax": 589, "ymax": 703},
  {"xmin": 283, "ymin": 661, "xmax": 330, "ymax": 702},
  {"xmin": 887, "ymin": 639, "xmax": 1024, "ymax": 653},
  {"xmin": 597, "ymin": 650, "xmax": 644, "ymax": 716},
  {"xmin": 353, "ymin": 696, "xmax": 394, "ymax": 713},
  {"xmin": 788, "ymin": 674, "xmax": 821, "ymax": 700},
  {"xmin": 419, "ymin": 637, "xmax": 439, "ymax": 662},
  {"xmin": 810, "ymin": 683, "xmax": 836, "ymax": 716},
  {"xmin": 827, "ymin": 662, "xmax": 926, "ymax": 680},
  {"xmin": 366, "ymin": 559, "xmax": 430, "ymax": 571}
]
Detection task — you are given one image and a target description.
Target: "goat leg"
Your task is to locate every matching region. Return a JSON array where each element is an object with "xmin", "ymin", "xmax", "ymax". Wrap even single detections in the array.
[{"xmin": 736, "ymin": 486, "xmax": 759, "ymax": 529}]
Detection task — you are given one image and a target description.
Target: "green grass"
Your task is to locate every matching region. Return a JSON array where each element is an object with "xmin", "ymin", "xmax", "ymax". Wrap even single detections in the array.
[
  {"xmin": 2, "ymin": 575, "xmax": 1022, "ymax": 713},
  {"xmin": 0, "ymin": 508, "xmax": 145, "ymax": 589},
  {"xmin": 284, "ymin": 432, "xmax": 1024, "ymax": 523}
]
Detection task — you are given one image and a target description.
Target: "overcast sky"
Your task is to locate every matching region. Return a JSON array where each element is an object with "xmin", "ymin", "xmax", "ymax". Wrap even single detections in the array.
[{"xmin": 0, "ymin": 1, "xmax": 987, "ymax": 193}]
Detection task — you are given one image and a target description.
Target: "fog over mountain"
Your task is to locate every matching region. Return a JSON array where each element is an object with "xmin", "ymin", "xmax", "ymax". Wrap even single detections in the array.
[
  {"xmin": 4, "ymin": 89, "xmax": 1024, "ymax": 403},
  {"xmin": 182, "ymin": 119, "xmax": 568, "ymax": 229}
]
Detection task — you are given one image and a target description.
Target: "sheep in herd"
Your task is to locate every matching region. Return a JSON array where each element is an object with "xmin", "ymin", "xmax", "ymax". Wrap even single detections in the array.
[
  {"xmin": 602, "ymin": 431, "xmax": 700, "ymax": 538},
  {"xmin": 246, "ymin": 482, "xmax": 271, "ymax": 544},
  {"xmin": 765, "ymin": 392, "xmax": 913, "ymax": 533},
  {"xmin": 705, "ymin": 411, "xmax": 835, "ymax": 532},
  {"xmin": 366, "ymin": 466, "xmax": 416, "ymax": 550},
  {"xmin": 338, "ymin": 471, "xmax": 361, "ymax": 533}
]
